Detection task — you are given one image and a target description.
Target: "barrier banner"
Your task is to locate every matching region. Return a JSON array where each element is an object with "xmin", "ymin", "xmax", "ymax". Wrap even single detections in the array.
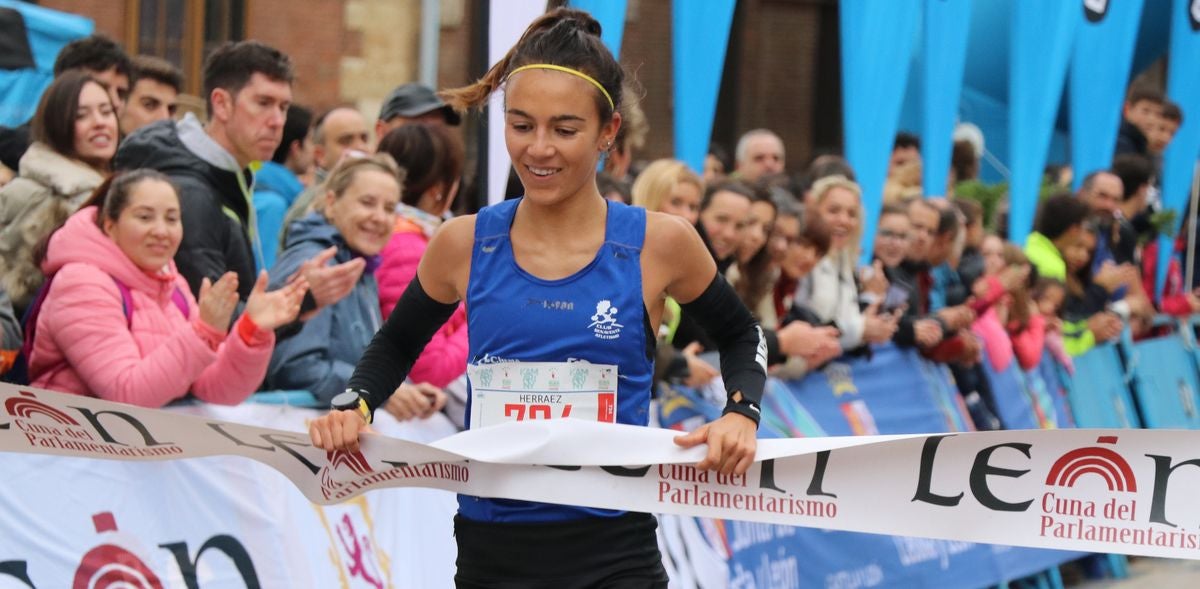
[
  {"xmin": 0, "ymin": 402, "xmax": 461, "ymax": 588},
  {"xmin": 7, "ymin": 384, "xmax": 1200, "ymax": 562},
  {"xmin": 781, "ymin": 345, "xmax": 971, "ymax": 436}
]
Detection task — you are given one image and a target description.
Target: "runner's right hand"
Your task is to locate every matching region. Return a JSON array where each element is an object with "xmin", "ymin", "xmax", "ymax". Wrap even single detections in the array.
[{"xmin": 309, "ymin": 409, "xmax": 368, "ymax": 452}]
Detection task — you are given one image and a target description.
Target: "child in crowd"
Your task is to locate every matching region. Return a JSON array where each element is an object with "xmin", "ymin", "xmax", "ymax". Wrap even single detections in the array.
[{"xmin": 1033, "ymin": 278, "xmax": 1072, "ymax": 373}]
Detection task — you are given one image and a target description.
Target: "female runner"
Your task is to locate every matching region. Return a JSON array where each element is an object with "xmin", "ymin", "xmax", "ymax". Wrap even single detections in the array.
[{"xmin": 309, "ymin": 8, "xmax": 766, "ymax": 587}]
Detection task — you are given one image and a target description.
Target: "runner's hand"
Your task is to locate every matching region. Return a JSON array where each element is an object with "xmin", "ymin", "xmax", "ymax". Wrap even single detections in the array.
[
  {"xmin": 309, "ymin": 409, "xmax": 368, "ymax": 452},
  {"xmin": 673, "ymin": 412, "xmax": 757, "ymax": 475}
]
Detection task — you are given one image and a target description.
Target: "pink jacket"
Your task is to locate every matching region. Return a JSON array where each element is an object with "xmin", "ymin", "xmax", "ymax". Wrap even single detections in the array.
[
  {"xmin": 376, "ymin": 217, "xmax": 468, "ymax": 388},
  {"xmin": 30, "ymin": 207, "xmax": 274, "ymax": 407},
  {"xmin": 972, "ymin": 306, "xmax": 1014, "ymax": 373}
]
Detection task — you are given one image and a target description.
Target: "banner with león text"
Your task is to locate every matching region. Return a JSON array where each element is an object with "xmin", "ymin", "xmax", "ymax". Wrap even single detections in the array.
[{"xmin": 5, "ymin": 384, "xmax": 1200, "ymax": 563}]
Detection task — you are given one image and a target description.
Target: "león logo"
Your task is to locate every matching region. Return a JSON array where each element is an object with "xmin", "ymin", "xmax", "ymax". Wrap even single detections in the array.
[
  {"xmin": 1045, "ymin": 436, "xmax": 1137, "ymax": 492},
  {"xmin": 329, "ymin": 450, "xmax": 374, "ymax": 476},
  {"xmin": 72, "ymin": 512, "xmax": 164, "ymax": 589},
  {"xmin": 5, "ymin": 390, "xmax": 80, "ymax": 425}
]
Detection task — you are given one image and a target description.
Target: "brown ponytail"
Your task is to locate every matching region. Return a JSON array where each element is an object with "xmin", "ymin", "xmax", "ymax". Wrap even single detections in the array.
[{"xmin": 440, "ymin": 7, "xmax": 623, "ymax": 123}]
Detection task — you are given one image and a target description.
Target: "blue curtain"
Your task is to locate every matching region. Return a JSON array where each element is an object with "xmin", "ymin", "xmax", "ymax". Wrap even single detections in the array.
[
  {"xmin": 1069, "ymin": 0, "xmax": 1146, "ymax": 190},
  {"xmin": 840, "ymin": 0, "xmax": 919, "ymax": 263},
  {"xmin": 1007, "ymin": 1, "xmax": 1079, "ymax": 244},
  {"xmin": 920, "ymin": 0, "xmax": 972, "ymax": 198},
  {"xmin": 1155, "ymin": 0, "xmax": 1200, "ymax": 294},
  {"xmin": 567, "ymin": 0, "xmax": 628, "ymax": 59},
  {"xmin": 672, "ymin": 0, "xmax": 737, "ymax": 173}
]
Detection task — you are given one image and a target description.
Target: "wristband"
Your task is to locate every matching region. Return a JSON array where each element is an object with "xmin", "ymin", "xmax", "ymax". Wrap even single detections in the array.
[{"xmin": 722, "ymin": 392, "xmax": 761, "ymax": 427}]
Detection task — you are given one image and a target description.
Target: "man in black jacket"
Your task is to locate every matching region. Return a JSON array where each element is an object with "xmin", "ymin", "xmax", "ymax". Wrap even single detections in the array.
[{"xmin": 115, "ymin": 41, "xmax": 359, "ymax": 311}]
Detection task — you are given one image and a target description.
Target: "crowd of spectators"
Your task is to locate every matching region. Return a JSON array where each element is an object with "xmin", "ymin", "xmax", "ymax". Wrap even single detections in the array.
[{"xmin": 0, "ymin": 34, "xmax": 1191, "ymax": 435}]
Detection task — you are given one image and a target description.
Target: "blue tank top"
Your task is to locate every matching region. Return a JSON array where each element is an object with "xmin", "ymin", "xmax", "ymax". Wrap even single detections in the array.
[{"xmin": 460, "ymin": 197, "xmax": 654, "ymax": 522}]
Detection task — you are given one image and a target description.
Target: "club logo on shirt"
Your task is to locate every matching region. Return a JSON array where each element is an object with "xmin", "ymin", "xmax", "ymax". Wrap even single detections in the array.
[{"xmin": 589, "ymin": 300, "xmax": 624, "ymax": 340}]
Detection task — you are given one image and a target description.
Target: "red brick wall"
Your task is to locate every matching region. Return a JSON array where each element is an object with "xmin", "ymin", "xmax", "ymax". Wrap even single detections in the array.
[
  {"xmin": 245, "ymin": 0, "xmax": 347, "ymax": 113},
  {"xmin": 40, "ymin": 0, "xmax": 129, "ymax": 43}
]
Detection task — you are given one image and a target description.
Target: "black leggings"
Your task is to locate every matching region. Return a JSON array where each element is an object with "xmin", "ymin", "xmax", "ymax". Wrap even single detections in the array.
[{"xmin": 453, "ymin": 512, "xmax": 669, "ymax": 589}]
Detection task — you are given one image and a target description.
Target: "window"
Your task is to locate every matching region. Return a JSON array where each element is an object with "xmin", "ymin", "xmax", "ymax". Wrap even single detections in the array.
[{"xmin": 128, "ymin": 0, "xmax": 245, "ymax": 94}]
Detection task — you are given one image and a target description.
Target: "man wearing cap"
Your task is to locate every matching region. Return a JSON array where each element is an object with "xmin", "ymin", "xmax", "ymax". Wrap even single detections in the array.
[{"xmin": 375, "ymin": 82, "xmax": 461, "ymax": 140}]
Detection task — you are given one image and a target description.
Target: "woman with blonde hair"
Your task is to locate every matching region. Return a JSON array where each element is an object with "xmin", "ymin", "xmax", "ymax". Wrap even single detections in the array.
[
  {"xmin": 631, "ymin": 158, "xmax": 703, "ymax": 224},
  {"xmin": 802, "ymin": 174, "xmax": 898, "ymax": 351}
]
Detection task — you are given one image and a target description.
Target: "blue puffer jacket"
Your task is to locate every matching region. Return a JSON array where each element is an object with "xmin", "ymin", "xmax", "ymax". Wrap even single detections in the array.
[
  {"xmin": 252, "ymin": 161, "xmax": 305, "ymax": 270},
  {"xmin": 264, "ymin": 212, "xmax": 381, "ymax": 403}
]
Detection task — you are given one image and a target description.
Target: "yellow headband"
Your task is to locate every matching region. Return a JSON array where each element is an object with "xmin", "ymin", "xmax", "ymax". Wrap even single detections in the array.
[{"xmin": 507, "ymin": 64, "xmax": 615, "ymax": 111}]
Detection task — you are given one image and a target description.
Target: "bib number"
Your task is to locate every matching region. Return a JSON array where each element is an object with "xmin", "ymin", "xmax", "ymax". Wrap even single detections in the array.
[{"xmin": 467, "ymin": 362, "xmax": 618, "ymax": 428}]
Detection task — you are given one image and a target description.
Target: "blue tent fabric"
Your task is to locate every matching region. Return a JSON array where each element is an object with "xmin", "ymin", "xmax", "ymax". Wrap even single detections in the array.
[
  {"xmin": 0, "ymin": 0, "xmax": 92, "ymax": 126},
  {"xmin": 567, "ymin": 0, "xmax": 628, "ymax": 60},
  {"xmin": 839, "ymin": 0, "xmax": 919, "ymax": 263},
  {"xmin": 1068, "ymin": 0, "xmax": 1146, "ymax": 189},
  {"xmin": 672, "ymin": 0, "xmax": 736, "ymax": 173}
]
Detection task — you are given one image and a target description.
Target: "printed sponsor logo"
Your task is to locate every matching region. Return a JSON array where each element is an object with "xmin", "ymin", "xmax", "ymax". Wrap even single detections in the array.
[
  {"xmin": 0, "ymin": 511, "xmax": 261, "ymax": 588},
  {"xmin": 2, "ymin": 390, "xmax": 181, "ymax": 458},
  {"xmin": 913, "ymin": 435, "xmax": 1200, "ymax": 550},
  {"xmin": 5, "ymin": 390, "xmax": 79, "ymax": 425},
  {"xmin": 313, "ymin": 497, "xmax": 392, "ymax": 589},
  {"xmin": 1044, "ymin": 436, "xmax": 1136, "ymax": 492}
]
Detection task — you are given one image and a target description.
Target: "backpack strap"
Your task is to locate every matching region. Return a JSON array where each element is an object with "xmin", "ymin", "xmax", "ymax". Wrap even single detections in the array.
[
  {"xmin": 110, "ymin": 277, "xmax": 191, "ymax": 324},
  {"xmin": 110, "ymin": 277, "xmax": 135, "ymax": 328},
  {"xmin": 16, "ymin": 275, "xmax": 56, "ymax": 375},
  {"xmin": 170, "ymin": 286, "xmax": 190, "ymax": 319}
]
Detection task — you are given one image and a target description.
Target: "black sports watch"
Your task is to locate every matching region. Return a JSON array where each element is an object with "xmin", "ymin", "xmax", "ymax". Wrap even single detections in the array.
[{"xmin": 331, "ymin": 390, "xmax": 372, "ymax": 424}]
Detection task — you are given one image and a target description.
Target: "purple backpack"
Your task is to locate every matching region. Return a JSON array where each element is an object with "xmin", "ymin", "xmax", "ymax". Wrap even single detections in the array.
[{"xmin": 5, "ymin": 274, "xmax": 189, "ymax": 385}]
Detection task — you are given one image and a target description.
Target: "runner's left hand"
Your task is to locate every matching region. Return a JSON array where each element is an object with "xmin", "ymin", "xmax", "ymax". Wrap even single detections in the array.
[{"xmin": 673, "ymin": 412, "xmax": 757, "ymax": 475}]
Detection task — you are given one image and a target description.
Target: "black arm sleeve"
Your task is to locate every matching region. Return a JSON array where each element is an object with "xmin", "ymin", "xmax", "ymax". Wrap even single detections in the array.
[
  {"xmin": 763, "ymin": 328, "xmax": 786, "ymax": 367},
  {"xmin": 345, "ymin": 276, "xmax": 458, "ymax": 415},
  {"xmin": 679, "ymin": 273, "xmax": 767, "ymax": 414}
]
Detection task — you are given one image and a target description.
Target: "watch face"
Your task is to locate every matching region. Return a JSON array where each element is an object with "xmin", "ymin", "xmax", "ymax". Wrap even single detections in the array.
[{"xmin": 331, "ymin": 391, "xmax": 360, "ymax": 409}]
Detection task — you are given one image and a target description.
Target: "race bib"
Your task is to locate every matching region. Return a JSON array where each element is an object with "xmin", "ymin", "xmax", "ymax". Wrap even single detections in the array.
[{"xmin": 467, "ymin": 362, "xmax": 618, "ymax": 428}]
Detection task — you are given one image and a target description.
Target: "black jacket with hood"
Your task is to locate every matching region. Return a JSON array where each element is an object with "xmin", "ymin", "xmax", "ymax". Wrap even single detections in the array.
[{"xmin": 114, "ymin": 114, "xmax": 259, "ymax": 300}]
